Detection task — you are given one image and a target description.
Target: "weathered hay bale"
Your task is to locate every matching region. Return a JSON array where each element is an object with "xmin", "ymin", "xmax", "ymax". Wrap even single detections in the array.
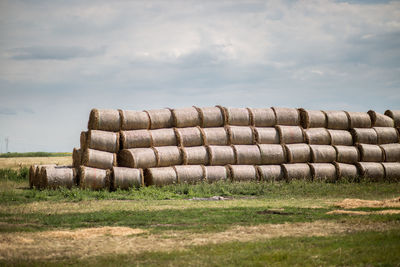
[
  {"xmin": 120, "ymin": 110, "xmax": 150, "ymax": 130},
  {"xmin": 253, "ymin": 127, "xmax": 279, "ymax": 144},
  {"xmin": 233, "ymin": 145, "xmax": 261, "ymax": 165},
  {"xmin": 88, "ymin": 109, "xmax": 121, "ymax": 132},
  {"xmin": 35, "ymin": 164, "xmax": 55, "ymax": 189},
  {"xmin": 334, "ymin": 162, "xmax": 359, "ymax": 179},
  {"xmin": 310, "ymin": 145, "xmax": 336, "ymax": 163},
  {"xmin": 112, "ymin": 167, "xmax": 144, "ymax": 190},
  {"xmin": 323, "ymin": 110, "xmax": 349, "ymax": 130},
  {"xmin": 357, "ymin": 144, "xmax": 384, "ymax": 162},
  {"xmin": 175, "ymin": 127, "xmax": 203, "ymax": 147},
  {"xmin": 203, "ymin": 165, "xmax": 229, "ymax": 183},
  {"xmin": 227, "ymin": 126, "xmax": 255, "ymax": 145},
  {"xmin": 380, "ymin": 143, "xmax": 400, "ymax": 162},
  {"xmin": 282, "ymin": 163, "xmax": 311, "ymax": 181},
  {"xmin": 80, "ymin": 131, "xmax": 87, "ymax": 149},
  {"xmin": 382, "ymin": 162, "xmax": 400, "ymax": 181},
  {"xmin": 172, "ymin": 107, "xmax": 201, "ymax": 127},
  {"xmin": 118, "ymin": 148, "xmax": 157, "ymax": 168},
  {"xmin": 351, "ymin": 128, "xmax": 378, "ymax": 144},
  {"xmin": 248, "ymin": 108, "xmax": 275, "ymax": 127},
  {"xmin": 144, "ymin": 167, "xmax": 177, "ymax": 186},
  {"xmin": 345, "ymin": 111, "xmax": 371, "ymax": 128},
  {"xmin": 207, "ymin": 145, "xmax": 235, "ymax": 165},
  {"xmin": 82, "ymin": 149, "xmax": 116, "ymax": 170},
  {"xmin": 373, "ymin": 127, "xmax": 399, "ymax": 144},
  {"xmin": 201, "ymin": 127, "xmax": 228, "ymax": 146},
  {"xmin": 334, "ymin": 145, "xmax": 359, "ymax": 164},
  {"xmin": 222, "ymin": 107, "xmax": 251, "ymax": 126},
  {"xmin": 356, "ymin": 162, "xmax": 385, "ymax": 181},
  {"xmin": 29, "ymin": 165, "xmax": 37, "ymax": 189},
  {"xmin": 384, "ymin": 110, "xmax": 400, "ymax": 127},
  {"xmin": 120, "ymin": 130, "xmax": 152, "ymax": 149},
  {"xmin": 153, "ymin": 146, "xmax": 182, "ymax": 167},
  {"xmin": 256, "ymin": 165, "xmax": 284, "ymax": 181},
  {"xmin": 304, "ymin": 128, "xmax": 331, "ymax": 145},
  {"xmin": 368, "ymin": 110, "xmax": 394, "ymax": 127},
  {"xmin": 328, "ymin": 130, "xmax": 353, "ymax": 146},
  {"xmin": 181, "ymin": 146, "xmax": 209, "ymax": 165},
  {"xmin": 80, "ymin": 166, "xmax": 110, "ymax": 190},
  {"xmin": 41, "ymin": 167, "xmax": 76, "ymax": 189},
  {"xmin": 309, "ymin": 163, "xmax": 337, "ymax": 181},
  {"xmin": 174, "ymin": 165, "xmax": 205, "ymax": 184},
  {"xmin": 146, "ymin": 108, "xmax": 174, "ymax": 129},
  {"xmin": 150, "ymin": 128, "xmax": 177, "ymax": 147},
  {"xmin": 72, "ymin": 148, "xmax": 82, "ymax": 168},
  {"xmin": 299, "ymin": 109, "xmax": 327, "ymax": 128},
  {"xmin": 228, "ymin": 165, "xmax": 258, "ymax": 181},
  {"xmin": 272, "ymin": 107, "xmax": 300, "ymax": 126},
  {"xmin": 258, "ymin": 144, "xmax": 286, "ymax": 164},
  {"xmin": 285, "ymin": 144, "xmax": 311, "ymax": 163},
  {"xmin": 197, "ymin": 106, "xmax": 225, "ymax": 127},
  {"xmin": 86, "ymin": 130, "xmax": 119, "ymax": 153},
  {"xmin": 276, "ymin": 125, "xmax": 304, "ymax": 144}
]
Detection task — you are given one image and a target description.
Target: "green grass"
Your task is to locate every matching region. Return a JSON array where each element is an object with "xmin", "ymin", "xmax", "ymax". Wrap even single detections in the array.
[{"xmin": 0, "ymin": 152, "xmax": 70, "ymax": 158}]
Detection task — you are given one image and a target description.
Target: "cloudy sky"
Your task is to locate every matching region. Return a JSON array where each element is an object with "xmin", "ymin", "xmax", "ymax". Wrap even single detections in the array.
[{"xmin": 0, "ymin": 0, "xmax": 399, "ymax": 152}]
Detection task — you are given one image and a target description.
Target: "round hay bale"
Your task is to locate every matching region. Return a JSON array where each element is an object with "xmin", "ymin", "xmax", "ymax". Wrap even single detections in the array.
[
  {"xmin": 310, "ymin": 145, "xmax": 336, "ymax": 163},
  {"xmin": 276, "ymin": 125, "xmax": 304, "ymax": 144},
  {"xmin": 150, "ymin": 128, "xmax": 178, "ymax": 147},
  {"xmin": 120, "ymin": 110, "xmax": 150, "ymax": 130},
  {"xmin": 29, "ymin": 165, "xmax": 37, "ymax": 189},
  {"xmin": 112, "ymin": 167, "xmax": 144, "ymax": 190},
  {"xmin": 328, "ymin": 129, "xmax": 353, "ymax": 146},
  {"xmin": 256, "ymin": 165, "xmax": 284, "ymax": 181},
  {"xmin": 323, "ymin": 110, "xmax": 349, "ymax": 130},
  {"xmin": 121, "ymin": 130, "xmax": 152, "ymax": 149},
  {"xmin": 207, "ymin": 145, "xmax": 235, "ymax": 165},
  {"xmin": 181, "ymin": 146, "xmax": 209, "ymax": 165},
  {"xmin": 233, "ymin": 145, "xmax": 261, "ymax": 165},
  {"xmin": 174, "ymin": 165, "xmax": 205, "ymax": 184},
  {"xmin": 145, "ymin": 108, "xmax": 174, "ymax": 129},
  {"xmin": 226, "ymin": 126, "xmax": 255, "ymax": 145},
  {"xmin": 42, "ymin": 167, "xmax": 76, "ymax": 189},
  {"xmin": 197, "ymin": 106, "xmax": 225, "ymax": 127},
  {"xmin": 333, "ymin": 162, "xmax": 358, "ymax": 180},
  {"xmin": 247, "ymin": 108, "xmax": 275, "ymax": 127},
  {"xmin": 384, "ymin": 110, "xmax": 400, "ymax": 127},
  {"xmin": 80, "ymin": 166, "xmax": 110, "ymax": 190},
  {"xmin": 282, "ymin": 163, "xmax": 311, "ymax": 181},
  {"xmin": 357, "ymin": 144, "xmax": 384, "ymax": 162},
  {"xmin": 304, "ymin": 128, "xmax": 331, "ymax": 145},
  {"xmin": 172, "ymin": 107, "xmax": 201, "ymax": 128},
  {"xmin": 222, "ymin": 107, "xmax": 251, "ymax": 126},
  {"xmin": 382, "ymin": 162, "xmax": 400, "ymax": 182},
  {"xmin": 368, "ymin": 110, "xmax": 394, "ymax": 127},
  {"xmin": 258, "ymin": 144, "xmax": 286, "ymax": 164},
  {"xmin": 175, "ymin": 127, "xmax": 203, "ymax": 147},
  {"xmin": 380, "ymin": 143, "xmax": 400, "ymax": 162},
  {"xmin": 144, "ymin": 167, "xmax": 177, "ymax": 186},
  {"xmin": 203, "ymin": 165, "xmax": 229, "ymax": 183},
  {"xmin": 272, "ymin": 107, "xmax": 300, "ymax": 126},
  {"xmin": 87, "ymin": 130, "xmax": 119, "ymax": 153},
  {"xmin": 88, "ymin": 109, "xmax": 121, "ymax": 132},
  {"xmin": 351, "ymin": 128, "xmax": 378, "ymax": 144},
  {"xmin": 118, "ymin": 148, "xmax": 157, "ymax": 168},
  {"xmin": 373, "ymin": 127, "xmax": 399, "ymax": 144},
  {"xmin": 80, "ymin": 131, "xmax": 88, "ymax": 150},
  {"xmin": 153, "ymin": 146, "xmax": 182, "ymax": 167},
  {"xmin": 299, "ymin": 109, "xmax": 327, "ymax": 128},
  {"xmin": 334, "ymin": 145, "xmax": 359, "ymax": 164},
  {"xmin": 82, "ymin": 149, "xmax": 116, "ymax": 170},
  {"xmin": 254, "ymin": 127, "xmax": 280, "ymax": 144},
  {"xmin": 201, "ymin": 127, "xmax": 229, "ymax": 146},
  {"xmin": 35, "ymin": 164, "xmax": 55, "ymax": 189},
  {"xmin": 356, "ymin": 162, "xmax": 385, "ymax": 181},
  {"xmin": 345, "ymin": 111, "xmax": 371, "ymax": 128},
  {"xmin": 309, "ymin": 163, "xmax": 337, "ymax": 181},
  {"xmin": 72, "ymin": 148, "xmax": 82, "ymax": 168},
  {"xmin": 285, "ymin": 144, "xmax": 311, "ymax": 163},
  {"xmin": 228, "ymin": 165, "xmax": 258, "ymax": 182}
]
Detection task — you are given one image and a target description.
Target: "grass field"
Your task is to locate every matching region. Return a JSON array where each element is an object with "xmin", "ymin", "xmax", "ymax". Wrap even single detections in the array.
[{"xmin": 1, "ymin": 159, "xmax": 400, "ymax": 266}]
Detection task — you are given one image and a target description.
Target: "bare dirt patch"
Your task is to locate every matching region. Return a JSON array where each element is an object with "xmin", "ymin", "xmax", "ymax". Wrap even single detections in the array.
[{"xmin": 335, "ymin": 197, "xmax": 400, "ymax": 209}]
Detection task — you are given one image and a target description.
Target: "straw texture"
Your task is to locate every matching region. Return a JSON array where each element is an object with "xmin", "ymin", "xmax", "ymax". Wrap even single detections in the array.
[
  {"xmin": 201, "ymin": 127, "xmax": 228, "ymax": 146},
  {"xmin": 345, "ymin": 111, "xmax": 371, "ymax": 128},
  {"xmin": 357, "ymin": 144, "xmax": 384, "ymax": 162},
  {"xmin": 144, "ymin": 167, "xmax": 177, "ymax": 186},
  {"xmin": 121, "ymin": 130, "xmax": 152, "ymax": 149},
  {"xmin": 175, "ymin": 127, "xmax": 203, "ymax": 147},
  {"xmin": 181, "ymin": 146, "xmax": 209, "ymax": 165},
  {"xmin": 172, "ymin": 107, "xmax": 201, "ymax": 128},
  {"xmin": 150, "ymin": 128, "xmax": 177, "ymax": 147},
  {"xmin": 227, "ymin": 126, "xmax": 255, "ymax": 145},
  {"xmin": 198, "ymin": 106, "xmax": 225, "ymax": 127},
  {"xmin": 223, "ymin": 107, "xmax": 251, "ymax": 126},
  {"xmin": 120, "ymin": 110, "xmax": 150, "ymax": 130},
  {"xmin": 323, "ymin": 110, "xmax": 349, "ymax": 130},
  {"xmin": 203, "ymin": 166, "xmax": 229, "ymax": 183},
  {"xmin": 82, "ymin": 148, "xmax": 116, "ymax": 170},
  {"xmin": 351, "ymin": 128, "xmax": 378, "ymax": 144},
  {"xmin": 309, "ymin": 163, "xmax": 336, "ymax": 181},
  {"xmin": 174, "ymin": 165, "xmax": 204, "ymax": 184},
  {"xmin": 382, "ymin": 162, "xmax": 400, "ymax": 181},
  {"xmin": 334, "ymin": 145, "xmax": 359, "ymax": 164},
  {"xmin": 146, "ymin": 109, "xmax": 174, "ymax": 129},
  {"xmin": 72, "ymin": 148, "xmax": 81, "ymax": 168},
  {"xmin": 334, "ymin": 162, "xmax": 358, "ymax": 179},
  {"xmin": 254, "ymin": 127, "xmax": 280, "ymax": 144},
  {"xmin": 328, "ymin": 129, "xmax": 353, "ymax": 146},
  {"xmin": 87, "ymin": 130, "xmax": 119, "ymax": 153},
  {"xmin": 88, "ymin": 109, "xmax": 121, "ymax": 132},
  {"xmin": 272, "ymin": 107, "xmax": 300, "ymax": 126},
  {"xmin": 285, "ymin": 144, "xmax": 311, "ymax": 163},
  {"xmin": 112, "ymin": 167, "xmax": 144, "ymax": 190},
  {"xmin": 256, "ymin": 165, "xmax": 284, "ymax": 181},
  {"xmin": 356, "ymin": 162, "xmax": 385, "ymax": 181},
  {"xmin": 80, "ymin": 131, "xmax": 87, "ymax": 150},
  {"xmin": 380, "ymin": 143, "xmax": 400, "ymax": 162},
  {"xmin": 258, "ymin": 144, "xmax": 286, "ymax": 164},
  {"xmin": 248, "ymin": 108, "xmax": 275, "ymax": 127},
  {"xmin": 153, "ymin": 146, "xmax": 182, "ymax": 167},
  {"xmin": 304, "ymin": 128, "xmax": 331, "ymax": 145},
  {"xmin": 35, "ymin": 164, "xmax": 55, "ymax": 189},
  {"xmin": 368, "ymin": 110, "xmax": 394, "ymax": 127},
  {"xmin": 233, "ymin": 145, "xmax": 261, "ymax": 165},
  {"xmin": 228, "ymin": 165, "xmax": 258, "ymax": 181},
  {"xmin": 299, "ymin": 109, "xmax": 327, "ymax": 128},
  {"xmin": 42, "ymin": 167, "xmax": 76, "ymax": 189},
  {"xmin": 373, "ymin": 127, "xmax": 399, "ymax": 144},
  {"xmin": 276, "ymin": 125, "xmax": 304, "ymax": 144},
  {"xmin": 29, "ymin": 165, "xmax": 37, "ymax": 189},
  {"xmin": 80, "ymin": 166, "xmax": 110, "ymax": 190},
  {"xmin": 384, "ymin": 110, "xmax": 400, "ymax": 127},
  {"xmin": 282, "ymin": 163, "xmax": 311, "ymax": 181},
  {"xmin": 118, "ymin": 148, "xmax": 157, "ymax": 168},
  {"xmin": 207, "ymin": 145, "xmax": 235, "ymax": 165},
  {"xmin": 310, "ymin": 145, "xmax": 336, "ymax": 163}
]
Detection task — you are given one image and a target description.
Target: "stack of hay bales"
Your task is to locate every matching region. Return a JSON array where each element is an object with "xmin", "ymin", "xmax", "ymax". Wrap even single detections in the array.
[{"xmin": 31, "ymin": 106, "xmax": 400, "ymax": 190}]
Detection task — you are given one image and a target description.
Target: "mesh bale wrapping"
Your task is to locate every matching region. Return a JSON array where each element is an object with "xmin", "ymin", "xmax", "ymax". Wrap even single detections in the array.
[
  {"xmin": 150, "ymin": 128, "xmax": 178, "ymax": 147},
  {"xmin": 197, "ymin": 106, "xmax": 225, "ymax": 127},
  {"xmin": 282, "ymin": 163, "xmax": 311, "ymax": 181},
  {"xmin": 112, "ymin": 167, "xmax": 144, "ymax": 190},
  {"xmin": 254, "ymin": 127, "xmax": 280, "ymax": 144},
  {"xmin": 304, "ymin": 128, "xmax": 331, "ymax": 145},
  {"xmin": 309, "ymin": 145, "xmax": 336, "ymax": 163},
  {"xmin": 373, "ymin": 127, "xmax": 399, "ymax": 144},
  {"xmin": 145, "ymin": 167, "xmax": 177, "ymax": 186},
  {"xmin": 80, "ymin": 166, "xmax": 110, "ymax": 190},
  {"xmin": 357, "ymin": 144, "xmax": 384, "ymax": 162},
  {"xmin": 248, "ymin": 108, "xmax": 276, "ymax": 127},
  {"xmin": 323, "ymin": 110, "xmax": 349, "ymax": 130},
  {"xmin": 334, "ymin": 145, "xmax": 360, "ymax": 164},
  {"xmin": 368, "ymin": 110, "xmax": 394, "ymax": 127},
  {"xmin": 82, "ymin": 148, "xmax": 116, "ymax": 170},
  {"xmin": 351, "ymin": 128, "xmax": 378, "ymax": 144},
  {"xmin": 272, "ymin": 107, "xmax": 300, "ymax": 126},
  {"xmin": 380, "ymin": 143, "xmax": 400, "ymax": 162},
  {"xmin": 256, "ymin": 165, "xmax": 284, "ymax": 181},
  {"xmin": 384, "ymin": 110, "xmax": 400, "ymax": 127},
  {"xmin": 285, "ymin": 143, "xmax": 311, "ymax": 163},
  {"xmin": 175, "ymin": 127, "xmax": 203, "ymax": 147},
  {"xmin": 121, "ymin": 130, "xmax": 152, "ymax": 149},
  {"xmin": 226, "ymin": 126, "xmax": 255, "ymax": 145},
  {"xmin": 72, "ymin": 148, "xmax": 82, "ymax": 168},
  {"xmin": 153, "ymin": 146, "xmax": 182, "ymax": 167},
  {"xmin": 233, "ymin": 145, "xmax": 261, "ymax": 165},
  {"xmin": 334, "ymin": 162, "xmax": 358, "ymax": 179},
  {"xmin": 174, "ymin": 165, "xmax": 204, "ymax": 184},
  {"xmin": 222, "ymin": 107, "xmax": 251, "ymax": 126},
  {"xmin": 276, "ymin": 125, "xmax": 304, "ymax": 144},
  {"xmin": 203, "ymin": 165, "xmax": 229, "ymax": 183},
  {"xmin": 356, "ymin": 162, "xmax": 385, "ymax": 181},
  {"xmin": 201, "ymin": 127, "xmax": 229, "ymax": 146},
  {"xmin": 258, "ymin": 144, "xmax": 286, "ymax": 164},
  {"xmin": 299, "ymin": 109, "xmax": 327, "ymax": 128},
  {"xmin": 382, "ymin": 162, "xmax": 400, "ymax": 181},
  {"xmin": 146, "ymin": 109, "xmax": 174, "ymax": 129},
  {"xmin": 328, "ymin": 130, "xmax": 353, "ymax": 146},
  {"xmin": 181, "ymin": 146, "xmax": 209, "ymax": 165},
  {"xmin": 42, "ymin": 167, "xmax": 77, "ymax": 189},
  {"xmin": 228, "ymin": 165, "xmax": 258, "ymax": 182},
  {"xmin": 172, "ymin": 107, "xmax": 201, "ymax": 128},
  {"xmin": 88, "ymin": 109, "xmax": 121, "ymax": 132},
  {"xmin": 120, "ymin": 110, "xmax": 150, "ymax": 130},
  {"xmin": 118, "ymin": 148, "xmax": 157, "ymax": 169},
  {"xmin": 207, "ymin": 145, "xmax": 236, "ymax": 165},
  {"xmin": 87, "ymin": 130, "xmax": 119, "ymax": 153},
  {"xmin": 345, "ymin": 111, "xmax": 371, "ymax": 128},
  {"xmin": 309, "ymin": 163, "xmax": 337, "ymax": 181}
]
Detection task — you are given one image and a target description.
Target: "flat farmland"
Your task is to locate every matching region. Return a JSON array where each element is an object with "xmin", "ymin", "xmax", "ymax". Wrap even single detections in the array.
[{"xmin": 0, "ymin": 156, "xmax": 72, "ymax": 169}]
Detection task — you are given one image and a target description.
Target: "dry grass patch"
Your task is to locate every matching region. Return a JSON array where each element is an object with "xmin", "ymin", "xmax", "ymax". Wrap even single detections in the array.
[
  {"xmin": 327, "ymin": 209, "xmax": 400, "ymax": 215},
  {"xmin": 0, "ymin": 157, "xmax": 72, "ymax": 169},
  {"xmin": 334, "ymin": 196, "xmax": 400, "ymax": 209}
]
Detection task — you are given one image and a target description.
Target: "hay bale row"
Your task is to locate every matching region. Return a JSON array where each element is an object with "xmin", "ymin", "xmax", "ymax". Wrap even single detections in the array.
[
  {"xmin": 368, "ymin": 110, "xmax": 394, "ymax": 127},
  {"xmin": 80, "ymin": 130, "xmax": 120, "ymax": 153},
  {"xmin": 82, "ymin": 148, "xmax": 117, "ymax": 170},
  {"xmin": 345, "ymin": 111, "xmax": 371, "ymax": 128},
  {"xmin": 385, "ymin": 110, "xmax": 400, "ymax": 127},
  {"xmin": 299, "ymin": 109, "xmax": 327, "ymax": 128}
]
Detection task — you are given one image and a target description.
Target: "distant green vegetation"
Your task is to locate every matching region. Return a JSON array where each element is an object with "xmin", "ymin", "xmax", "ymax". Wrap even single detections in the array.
[
  {"xmin": 0, "ymin": 152, "xmax": 71, "ymax": 158},
  {"xmin": 0, "ymin": 167, "xmax": 28, "ymax": 182}
]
